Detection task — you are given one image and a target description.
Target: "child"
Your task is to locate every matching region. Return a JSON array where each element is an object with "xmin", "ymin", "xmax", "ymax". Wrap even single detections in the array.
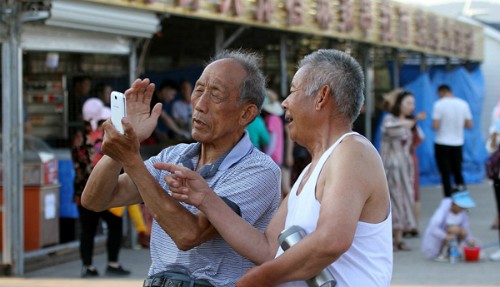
[{"xmin": 421, "ymin": 191, "xmax": 476, "ymax": 262}]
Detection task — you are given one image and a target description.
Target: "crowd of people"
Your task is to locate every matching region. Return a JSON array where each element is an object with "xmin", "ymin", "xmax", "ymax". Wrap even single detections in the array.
[
  {"xmin": 66, "ymin": 47, "xmax": 500, "ymax": 286},
  {"xmin": 378, "ymin": 83, "xmax": 482, "ymax": 263}
]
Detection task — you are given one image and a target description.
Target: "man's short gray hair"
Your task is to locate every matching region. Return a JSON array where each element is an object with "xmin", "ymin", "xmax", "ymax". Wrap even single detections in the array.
[
  {"xmin": 298, "ymin": 49, "xmax": 365, "ymax": 123},
  {"xmin": 209, "ymin": 50, "xmax": 267, "ymax": 111}
]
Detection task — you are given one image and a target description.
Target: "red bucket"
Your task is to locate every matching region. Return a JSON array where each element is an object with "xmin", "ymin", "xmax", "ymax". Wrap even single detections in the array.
[{"xmin": 463, "ymin": 246, "xmax": 480, "ymax": 262}]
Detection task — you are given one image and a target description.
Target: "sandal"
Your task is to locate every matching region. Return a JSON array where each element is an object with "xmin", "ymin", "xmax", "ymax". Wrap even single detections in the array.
[
  {"xmin": 491, "ymin": 217, "xmax": 499, "ymax": 230},
  {"xmin": 403, "ymin": 229, "xmax": 419, "ymax": 238},
  {"xmin": 394, "ymin": 241, "xmax": 411, "ymax": 251}
]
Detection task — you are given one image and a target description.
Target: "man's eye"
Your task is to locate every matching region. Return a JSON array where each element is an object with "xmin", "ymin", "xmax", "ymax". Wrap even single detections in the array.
[{"xmin": 210, "ymin": 93, "xmax": 224, "ymax": 103}]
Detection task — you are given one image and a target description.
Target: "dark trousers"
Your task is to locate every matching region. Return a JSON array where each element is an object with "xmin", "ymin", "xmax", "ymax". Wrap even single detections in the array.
[
  {"xmin": 78, "ymin": 205, "xmax": 123, "ymax": 266},
  {"xmin": 493, "ymin": 179, "xmax": 500, "ymax": 243},
  {"xmin": 434, "ymin": 144, "xmax": 465, "ymax": 197}
]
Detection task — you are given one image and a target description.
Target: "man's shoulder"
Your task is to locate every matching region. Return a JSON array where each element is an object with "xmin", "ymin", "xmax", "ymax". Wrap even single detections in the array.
[
  {"xmin": 456, "ymin": 97, "xmax": 471, "ymax": 107},
  {"xmin": 434, "ymin": 97, "xmax": 447, "ymax": 106},
  {"xmin": 148, "ymin": 142, "xmax": 193, "ymax": 162},
  {"xmin": 329, "ymin": 135, "xmax": 382, "ymax": 169},
  {"xmin": 237, "ymin": 147, "xmax": 280, "ymax": 171}
]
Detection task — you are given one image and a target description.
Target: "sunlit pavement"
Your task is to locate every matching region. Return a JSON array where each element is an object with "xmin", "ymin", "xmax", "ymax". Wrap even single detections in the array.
[{"xmin": 1, "ymin": 182, "xmax": 500, "ymax": 286}]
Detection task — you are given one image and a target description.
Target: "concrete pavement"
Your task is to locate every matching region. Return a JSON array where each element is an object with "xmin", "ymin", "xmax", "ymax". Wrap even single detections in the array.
[{"xmin": 1, "ymin": 181, "xmax": 500, "ymax": 286}]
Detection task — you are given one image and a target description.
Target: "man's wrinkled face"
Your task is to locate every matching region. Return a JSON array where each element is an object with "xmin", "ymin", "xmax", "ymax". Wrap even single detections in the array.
[{"xmin": 190, "ymin": 59, "xmax": 247, "ymax": 144}]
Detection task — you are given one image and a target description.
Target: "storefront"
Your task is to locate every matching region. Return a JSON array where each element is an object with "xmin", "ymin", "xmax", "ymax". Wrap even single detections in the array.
[{"xmin": 1, "ymin": 0, "xmax": 160, "ymax": 275}]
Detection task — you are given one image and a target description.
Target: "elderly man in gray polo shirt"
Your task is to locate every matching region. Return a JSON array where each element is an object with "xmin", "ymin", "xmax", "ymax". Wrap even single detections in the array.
[{"xmin": 81, "ymin": 50, "xmax": 281, "ymax": 287}]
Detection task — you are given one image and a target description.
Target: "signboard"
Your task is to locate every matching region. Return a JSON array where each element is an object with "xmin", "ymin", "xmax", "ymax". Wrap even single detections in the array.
[{"xmin": 85, "ymin": 0, "xmax": 484, "ymax": 61}]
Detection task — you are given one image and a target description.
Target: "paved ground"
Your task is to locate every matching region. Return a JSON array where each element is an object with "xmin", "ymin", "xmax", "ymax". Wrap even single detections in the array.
[{"xmin": 1, "ymin": 181, "xmax": 500, "ymax": 286}]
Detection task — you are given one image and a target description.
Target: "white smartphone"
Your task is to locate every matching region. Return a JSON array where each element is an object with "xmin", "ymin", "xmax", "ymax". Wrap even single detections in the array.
[{"xmin": 111, "ymin": 91, "xmax": 126, "ymax": 134}]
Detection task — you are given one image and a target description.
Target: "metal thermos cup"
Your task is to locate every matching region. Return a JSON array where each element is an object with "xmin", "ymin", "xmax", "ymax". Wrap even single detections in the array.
[{"xmin": 278, "ymin": 225, "xmax": 337, "ymax": 287}]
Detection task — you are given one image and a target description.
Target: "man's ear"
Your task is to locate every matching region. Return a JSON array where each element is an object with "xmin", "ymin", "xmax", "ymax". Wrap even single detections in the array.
[
  {"xmin": 240, "ymin": 104, "xmax": 258, "ymax": 126},
  {"xmin": 316, "ymin": 85, "xmax": 331, "ymax": 110}
]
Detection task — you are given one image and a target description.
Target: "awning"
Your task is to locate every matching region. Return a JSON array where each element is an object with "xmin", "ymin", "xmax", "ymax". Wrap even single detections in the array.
[
  {"xmin": 22, "ymin": 25, "xmax": 132, "ymax": 54},
  {"xmin": 47, "ymin": 0, "xmax": 160, "ymax": 38},
  {"xmin": 21, "ymin": 0, "xmax": 160, "ymax": 54}
]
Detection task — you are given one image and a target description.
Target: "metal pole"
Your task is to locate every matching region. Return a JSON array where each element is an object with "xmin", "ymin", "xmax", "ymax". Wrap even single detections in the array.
[
  {"xmin": 129, "ymin": 40, "xmax": 138, "ymax": 84},
  {"xmin": 2, "ymin": 0, "xmax": 24, "ymax": 276},
  {"xmin": 279, "ymin": 35, "xmax": 288, "ymax": 99},
  {"xmin": 363, "ymin": 47, "xmax": 374, "ymax": 141},
  {"xmin": 215, "ymin": 25, "xmax": 224, "ymax": 55},
  {"xmin": 127, "ymin": 41, "xmax": 138, "ymax": 248},
  {"xmin": 392, "ymin": 49, "xmax": 400, "ymax": 88},
  {"xmin": 420, "ymin": 53, "xmax": 427, "ymax": 73}
]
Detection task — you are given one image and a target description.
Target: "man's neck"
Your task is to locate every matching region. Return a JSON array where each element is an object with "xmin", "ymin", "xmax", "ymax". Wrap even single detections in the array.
[{"xmin": 198, "ymin": 133, "xmax": 244, "ymax": 167}]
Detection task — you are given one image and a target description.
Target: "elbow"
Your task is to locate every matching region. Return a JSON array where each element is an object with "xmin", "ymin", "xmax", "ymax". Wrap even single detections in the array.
[
  {"xmin": 175, "ymin": 243, "xmax": 194, "ymax": 252},
  {"xmin": 173, "ymin": 233, "xmax": 200, "ymax": 251},
  {"xmin": 327, "ymin": 241, "xmax": 351, "ymax": 258},
  {"xmin": 316, "ymin": 234, "xmax": 351, "ymax": 260},
  {"xmin": 81, "ymin": 198, "xmax": 104, "ymax": 212},
  {"xmin": 80, "ymin": 189, "xmax": 106, "ymax": 212}
]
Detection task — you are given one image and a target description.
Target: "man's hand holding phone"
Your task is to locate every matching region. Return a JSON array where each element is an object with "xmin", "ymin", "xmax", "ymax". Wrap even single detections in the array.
[
  {"xmin": 111, "ymin": 91, "xmax": 126, "ymax": 134},
  {"xmin": 101, "ymin": 79, "xmax": 163, "ymax": 165}
]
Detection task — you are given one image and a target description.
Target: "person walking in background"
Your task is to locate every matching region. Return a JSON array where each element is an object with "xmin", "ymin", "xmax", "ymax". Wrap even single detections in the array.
[
  {"xmin": 406, "ymin": 105, "xmax": 426, "ymax": 238},
  {"xmin": 246, "ymin": 114, "xmax": 270, "ymax": 150},
  {"xmin": 108, "ymin": 204, "xmax": 151, "ymax": 249},
  {"xmin": 171, "ymin": 79, "xmax": 194, "ymax": 141},
  {"xmin": 486, "ymin": 104, "xmax": 500, "ymax": 260},
  {"xmin": 262, "ymin": 89, "xmax": 287, "ymax": 199},
  {"xmin": 281, "ymin": 122, "xmax": 294, "ymax": 198},
  {"xmin": 421, "ymin": 191, "xmax": 476, "ymax": 262},
  {"xmin": 262, "ymin": 89, "xmax": 284, "ymax": 165},
  {"xmin": 432, "ymin": 84, "xmax": 473, "ymax": 198},
  {"xmin": 151, "ymin": 79, "xmax": 190, "ymax": 142},
  {"xmin": 381, "ymin": 90, "xmax": 422, "ymax": 251},
  {"xmin": 73, "ymin": 98, "xmax": 130, "ymax": 278},
  {"xmin": 70, "ymin": 75, "xmax": 93, "ymax": 121},
  {"xmin": 94, "ymin": 82, "xmax": 113, "ymax": 107}
]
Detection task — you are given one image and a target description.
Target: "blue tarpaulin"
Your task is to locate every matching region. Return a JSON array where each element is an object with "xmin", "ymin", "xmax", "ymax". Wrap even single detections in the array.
[
  {"xmin": 376, "ymin": 65, "xmax": 488, "ymax": 186},
  {"xmin": 58, "ymin": 159, "xmax": 78, "ymax": 218}
]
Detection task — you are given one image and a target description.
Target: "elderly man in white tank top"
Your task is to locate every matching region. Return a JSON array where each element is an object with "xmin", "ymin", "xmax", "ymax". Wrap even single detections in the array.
[{"xmin": 161, "ymin": 49, "xmax": 393, "ymax": 286}]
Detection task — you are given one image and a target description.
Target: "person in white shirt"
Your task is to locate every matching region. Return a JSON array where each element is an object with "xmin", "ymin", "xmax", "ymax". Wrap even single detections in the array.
[
  {"xmin": 432, "ymin": 84, "xmax": 473, "ymax": 198},
  {"xmin": 160, "ymin": 49, "xmax": 393, "ymax": 286}
]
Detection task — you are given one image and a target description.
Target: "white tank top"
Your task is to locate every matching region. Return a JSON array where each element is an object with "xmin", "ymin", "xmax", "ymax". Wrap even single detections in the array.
[{"xmin": 276, "ymin": 132, "xmax": 393, "ymax": 287}]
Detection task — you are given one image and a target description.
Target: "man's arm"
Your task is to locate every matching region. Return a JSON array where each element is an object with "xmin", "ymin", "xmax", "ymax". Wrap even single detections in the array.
[
  {"xmin": 82, "ymin": 78, "xmax": 162, "ymax": 211},
  {"xmin": 432, "ymin": 103, "xmax": 440, "ymax": 131},
  {"xmin": 81, "ymin": 155, "xmax": 142, "ymax": 211},
  {"xmin": 465, "ymin": 119, "xmax": 473, "ymax": 129},
  {"xmin": 159, "ymin": 162, "xmax": 285, "ymax": 264},
  {"xmin": 159, "ymin": 111, "xmax": 191, "ymax": 139},
  {"xmin": 237, "ymin": 137, "xmax": 389, "ymax": 286},
  {"xmin": 432, "ymin": 119, "xmax": 440, "ymax": 130},
  {"xmin": 464, "ymin": 103, "xmax": 473, "ymax": 129},
  {"xmin": 121, "ymin": 138, "xmax": 219, "ymax": 250},
  {"xmin": 82, "ymin": 78, "xmax": 218, "ymax": 250}
]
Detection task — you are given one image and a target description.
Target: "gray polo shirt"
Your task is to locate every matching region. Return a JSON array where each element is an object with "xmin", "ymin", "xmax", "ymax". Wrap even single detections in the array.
[{"xmin": 144, "ymin": 132, "xmax": 281, "ymax": 287}]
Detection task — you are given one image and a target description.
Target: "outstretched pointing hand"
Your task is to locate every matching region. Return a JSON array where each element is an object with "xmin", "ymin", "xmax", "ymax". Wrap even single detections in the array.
[{"xmin": 154, "ymin": 162, "xmax": 210, "ymax": 208}]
